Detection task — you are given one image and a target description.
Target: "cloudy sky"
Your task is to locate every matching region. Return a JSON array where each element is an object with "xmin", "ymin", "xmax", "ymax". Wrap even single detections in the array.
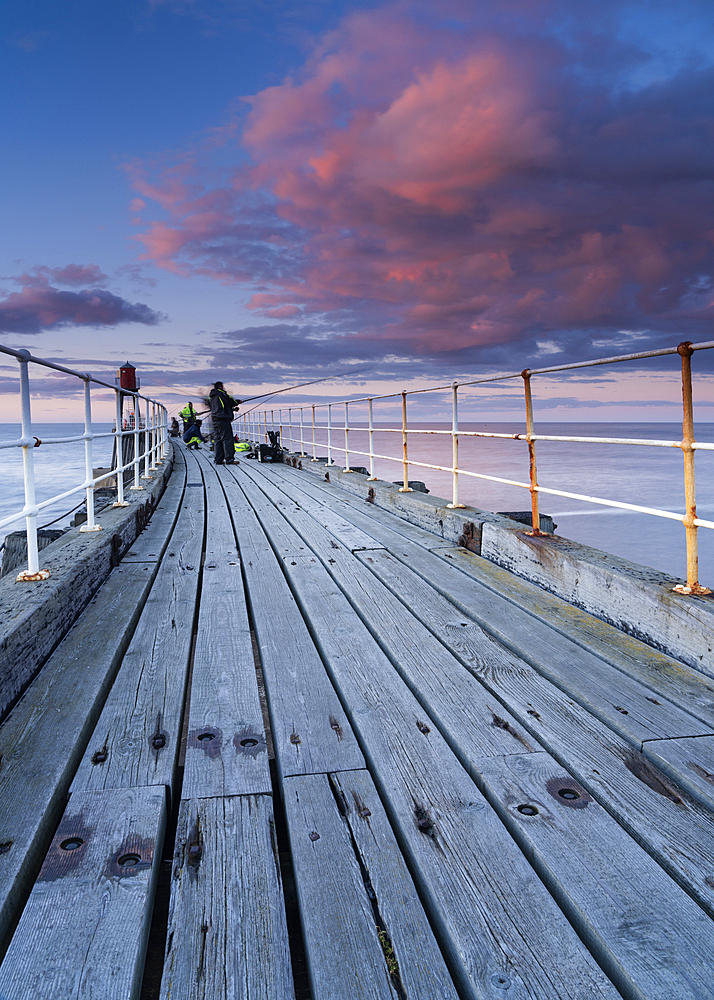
[{"xmin": 2, "ymin": 0, "xmax": 713, "ymax": 421}]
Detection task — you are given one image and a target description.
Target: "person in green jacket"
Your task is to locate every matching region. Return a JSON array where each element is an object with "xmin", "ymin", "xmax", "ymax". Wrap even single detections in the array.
[{"xmin": 179, "ymin": 402, "xmax": 197, "ymax": 433}]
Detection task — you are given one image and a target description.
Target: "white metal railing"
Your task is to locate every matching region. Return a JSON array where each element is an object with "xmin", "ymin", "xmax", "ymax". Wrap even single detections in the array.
[
  {"xmin": 0, "ymin": 345, "xmax": 168, "ymax": 581},
  {"xmin": 244, "ymin": 339, "xmax": 714, "ymax": 596}
]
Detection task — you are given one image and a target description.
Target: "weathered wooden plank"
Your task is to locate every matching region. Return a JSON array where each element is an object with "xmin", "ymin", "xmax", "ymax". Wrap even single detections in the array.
[
  {"xmin": 70, "ymin": 461, "xmax": 204, "ymax": 796},
  {"xmin": 273, "ymin": 555, "xmax": 618, "ymax": 999},
  {"xmin": 284, "ymin": 770, "xmax": 459, "ymax": 1000},
  {"xmin": 341, "ymin": 547, "xmax": 714, "ymax": 918},
  {"xmin": 159, "ymin": 794, "xmax": 294, "ymax": 1000},
  {"xmin": 0, "ymin": 558, "xmax": 164, "ymax": 961},
  {"xmin": 120, "ymin": 446, "xmax": 187, "ymax": 563},
  {"xmin": 430, "ymin": 544, "xmax": 714, "ymax": 729},
  {"xmin": 277, "ymin": 464, "xmax": 714, "ymax": 733},
  {"xmin": 477, "ymin": 752, "xmax": 714, "ymax": 1000},
  {"xmin": 643, "ymin": 735, "xmax": 714, "ymax": 813},
  {"xmin": 220, "ymin": 474, "xmax": 365, "ymax": 779},
  {"xmin": 242, "ymin": 465, "xmax": 713, "ymax": 745},
  {"xmin": 0, "ymin": 786, "xmax": 166, "ymax": 1000},
  {"xmin": 353, "ymin": 548, "xmax": 712, "ymax": 746},
  {"xmin": 180, "ymin": 455, "xmax": 271, "ymax": 799}
]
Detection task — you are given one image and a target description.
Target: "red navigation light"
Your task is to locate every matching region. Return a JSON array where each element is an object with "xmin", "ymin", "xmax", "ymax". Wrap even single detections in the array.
[{"xmin": 118, "ymin": 362, "xmax": 137, "ymax": 391}]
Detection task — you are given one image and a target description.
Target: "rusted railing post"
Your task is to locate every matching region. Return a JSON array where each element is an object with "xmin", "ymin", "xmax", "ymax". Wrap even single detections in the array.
[
  {"xmin": 521, "ymin": 369, "xmax": 542, "ymax": 533},
  {"xmin": 399, "ymin": 391, "xmax": 412, "ymax": 492},
  {"xmin": 674, "ymin": 342, "xmax": 711, "ymax": 594},
  {"xmin": 368, "ymin": 398, "xmax": 377, "ymax": 480},
  {"xmin": 447, "ymin": 382, "xmax": 465, "ymax": 509}
]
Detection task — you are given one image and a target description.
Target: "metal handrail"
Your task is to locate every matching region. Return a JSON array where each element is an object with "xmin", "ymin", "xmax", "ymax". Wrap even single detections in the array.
[
  {"xmin": 244, "ymin": 339, "xmax": 714, "ymax": 596},
  {"xmin": 0, "ymin": 345, "xmax": 168, "ymax": 581}
]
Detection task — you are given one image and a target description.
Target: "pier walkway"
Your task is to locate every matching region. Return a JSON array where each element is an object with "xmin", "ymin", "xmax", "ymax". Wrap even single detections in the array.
[{"xmin": 1, "ymin": 442, "xmax": 714, "ymax": 999}]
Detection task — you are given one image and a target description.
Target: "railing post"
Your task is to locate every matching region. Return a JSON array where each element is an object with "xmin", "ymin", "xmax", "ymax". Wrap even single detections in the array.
[
  {"xmin": 80, "ymin": 378, "xmax": 101, "ymax": 532},
  {"xmin": 288, "ymin": 408, "xmax": 293, "ymax": 452},
  {"xmin": 674, "ymin": 342, "xmax": 711, "ymax": 594},
  {"xmin": 368, "ymin": 398, "xmax": 377, "ymax": 480},
  {"xmin": 15, "ymin": 351, "xmax": 50, "ymax": 581},
  {"xmin": 161, "ymin": 405, "xmax": 167, "ymax": 458},
  {"xmin": 113, "ymin": 388, "xmax": 129, "ymax": 507},
  {"xmin": 300, "ymin": 408, "xmax": 305, "ymax": 456},
  {"xmin": 142, "ymin": 398, "xmax": 152, "ymax": 478},
  {"xmin": 447, "ymin": 382, "xmax": 465, "ymax": 509},
  {"xmin": 311, "ymin": 405, "xmax": 317, "ymax": 461},
  {"xmin": 130, "ymin": 394, "xmax": 144, "ymax": 490},
  {"xmin": 344, "ymin": 402, "xmax": 352, "ymax": 472},
  {"xmin": 521, "ymin": 369, "xmax": 542, "ymax": 534},
  {"xmin": 399, "ymin": 391, "xmax": 412, "ymax": 491},
  {"xmin": 149, "ymin": 401, "xmax": 158, "ymax": 470},
  {"xmin": 327, "ymin": 404, "xmax": 333, "ymax": 465}
]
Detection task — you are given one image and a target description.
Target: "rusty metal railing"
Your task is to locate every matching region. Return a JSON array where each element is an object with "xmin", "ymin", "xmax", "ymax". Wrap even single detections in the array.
[
  {"xmin": 244, "ymin": 339, "xmax": 714, "ymax": 595},
  {"xmin": 0, "ymin": 345, "xmax": 168, "ymax": 581}
]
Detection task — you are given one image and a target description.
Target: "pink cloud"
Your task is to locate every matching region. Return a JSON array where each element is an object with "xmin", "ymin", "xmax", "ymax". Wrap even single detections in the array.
[{"xmin": 128, "ymin": 1, "xmax": 714, "ymax": 360}]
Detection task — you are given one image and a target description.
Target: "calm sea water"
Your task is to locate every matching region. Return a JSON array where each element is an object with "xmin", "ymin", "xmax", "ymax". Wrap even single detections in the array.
[{"xmin": 2, "ymin": 421, "xmax": 713, "ymax": 584}]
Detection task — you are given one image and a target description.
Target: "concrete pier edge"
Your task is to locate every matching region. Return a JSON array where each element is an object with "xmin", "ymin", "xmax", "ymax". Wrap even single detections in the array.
[{"xmin": 0, "ymin": 444, "xmax": 174, "ymax": 721}]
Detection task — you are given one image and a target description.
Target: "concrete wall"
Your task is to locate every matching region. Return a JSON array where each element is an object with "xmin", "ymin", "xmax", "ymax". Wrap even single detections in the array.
[
  {"xmin": 0, "ymin": 445, "xmax": 174, "ymax": 722},
  {"xmin": 294, "ymin": 457, "xmax": 714, "ymax": 677}
]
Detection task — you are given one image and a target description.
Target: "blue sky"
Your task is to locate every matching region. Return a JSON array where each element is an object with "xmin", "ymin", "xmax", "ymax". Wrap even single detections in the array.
[{"xmin": 1, "ymin": 0, "xmax": 713, "ymax": 420}]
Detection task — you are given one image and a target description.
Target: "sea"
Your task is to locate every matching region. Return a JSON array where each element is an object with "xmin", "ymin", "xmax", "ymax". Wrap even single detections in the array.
[{"xmin": 1, "ymin": 421, "xmax": 713, "ymax": 585}]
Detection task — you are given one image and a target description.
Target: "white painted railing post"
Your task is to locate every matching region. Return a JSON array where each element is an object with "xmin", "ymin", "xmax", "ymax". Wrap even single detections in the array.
[
  {"xmin": 344, "ymin": 402, "xmax": 351, "ymax": 472},
  {"xmin": 300, "ymin": 408, "xmax": 305, "ymax": 455},
  {"xmin": 288, "ymin": 408, "xmax": 293, "ymax": 452},
  {"xmin": 113, "ymin": 387, "xmax": 128, "ymax": 507},
  {"xmin": 311, "ymin": 405, "xmax": 317, "ymax": 460},
  {"xmin": 327, "ymin": 404, "xmax": 333, "ymax": 465},
  {"xmin": 130, "ymin": 394, "xmax": 144, "ymax": 491},
  {"xmin": 80, "ymin": 379, "xmax": 101, "ymax": 532},
  {"xmin": 447, "ymin": 382, "xmax": 465, "ymax": 509},
  {"xmin": 368, "ymin": 398, "xmax": 377, "ymax": 480},
  {"xmin": 143, "ymin": 398, "xmax": 152, "ymax": 479},
  {"xmin": 399, "ymin": 391, "xmax": 412, "ymax": 491},
  {"xmin": 15, "ymin": 351, "xmax": 49, "ymax": 580}
]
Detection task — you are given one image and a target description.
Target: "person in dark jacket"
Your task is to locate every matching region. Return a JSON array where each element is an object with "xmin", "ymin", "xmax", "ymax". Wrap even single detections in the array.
[
  {"xmin": 209, "ymin": 382, "xmax": 242, "ymax": 465},
  {"xmin": 183, "ymin": 418, "xmax": 205, "ymax": 449}
]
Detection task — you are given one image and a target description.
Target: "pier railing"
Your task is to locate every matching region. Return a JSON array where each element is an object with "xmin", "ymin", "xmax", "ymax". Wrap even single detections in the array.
[
  {"xmin": 246, "ymin": 339, "xmax": 714, "ymax": 596},
  {"xmin": 0, "ymin": 345, "xmax": 168, "ymax": 581}
]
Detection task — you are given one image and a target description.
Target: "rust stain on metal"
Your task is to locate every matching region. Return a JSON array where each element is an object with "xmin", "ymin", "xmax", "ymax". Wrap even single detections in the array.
[
  {"xmin": 106, "ymin": 835, "xmax": 155, "ymax": 878},
  {"xmin": 351, "ymin": 792, "xmax": 372, "ymax": 820},
  {"xmin": 366, "ymin": 488, "xmax": 375, "ymax": 504},
  {"xmin": 416, "ymin": 720, "xmax": 431, "ymax": 735},
  {"xmin": 545, "ymin": 776, "xmax": 592, "ymax": 809},
  {"xmin": 414, "ymin": 804, "xmax": 437, "ymax": 841},
  {"xmin": 490, "ymin": 711, "xmax": 534, "ymax": 751},
  {"xmin": 329, "ymin": 715, "xmax": 343, "ymax": 740},
  {"xmin": 289, "ymin": 731, "xmax": 302, "ymax": 746},
  {"xmin": 614, "ymin": 705, "xmax": 629, "ymax": 715},
  {"xmin": 325, "ymin": 471, "xmax": 330, "ymax": 482},
  {"xmin": 309, "ymin": 831, "xmax": 320, "ymax": 842},
  {"xmin": 186, "ymin": 814, "xmax": 203, "ymax": 874},
  {"xmin": 188, "ymin": 727, "xmax": 223, "ymax": 759},
  {"xmin": 234, "ymin": 726, "xmax": 267, "ymax": 757},
  {"xmin": 38, "ymin": 813, "xmax": 93, "ymax": 881},
  {"xmin": 91, "ymin": 743, "xmax": 109, "ymax": 765}
]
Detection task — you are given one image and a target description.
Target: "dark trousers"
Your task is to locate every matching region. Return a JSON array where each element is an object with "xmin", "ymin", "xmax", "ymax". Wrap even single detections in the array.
[{"xmin": 213, "ymin": 420, "xmax": 235, "ymax": 464}]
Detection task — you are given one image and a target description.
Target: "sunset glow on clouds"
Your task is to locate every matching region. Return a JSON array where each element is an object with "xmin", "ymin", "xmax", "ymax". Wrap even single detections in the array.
[{"xmin": 127, "ymin": 0, "xmax": 714, "ymax": 370}]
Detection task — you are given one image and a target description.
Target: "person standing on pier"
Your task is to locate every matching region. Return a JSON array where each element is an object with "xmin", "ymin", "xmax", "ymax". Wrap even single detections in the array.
[
  {"xmin": 209, "ymin": 382, "xmax": 242, "ymax": 465},
  {"xmin": 179, "ymin": 401, "xmax": 197, "ymax": 433}
]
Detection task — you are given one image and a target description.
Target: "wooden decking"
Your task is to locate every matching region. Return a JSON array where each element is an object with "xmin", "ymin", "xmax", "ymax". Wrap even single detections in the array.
[{"xmin": 1, "ymin": 442, "xmax": 714, "ymax": 999}]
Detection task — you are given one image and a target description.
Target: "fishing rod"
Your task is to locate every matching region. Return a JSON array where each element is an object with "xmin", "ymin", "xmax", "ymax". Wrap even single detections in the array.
[{"xmin": 174, "ymin": 368, "xmax": 370, "ymax": 419}]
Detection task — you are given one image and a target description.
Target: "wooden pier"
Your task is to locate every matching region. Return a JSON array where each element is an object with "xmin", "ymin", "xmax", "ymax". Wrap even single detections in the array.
[{"xmin": 1, "ymin": 442, "xmax": 714, "ymax": 999}]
